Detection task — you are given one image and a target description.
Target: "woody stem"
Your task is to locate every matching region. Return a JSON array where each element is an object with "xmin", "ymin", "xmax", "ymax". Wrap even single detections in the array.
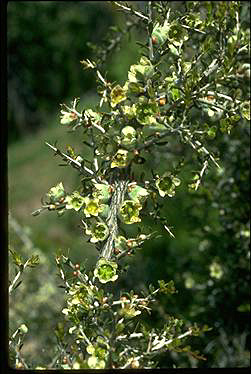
[{"xmin": 99, "ymin": 176, "xmax": 129, "ymax": 261}]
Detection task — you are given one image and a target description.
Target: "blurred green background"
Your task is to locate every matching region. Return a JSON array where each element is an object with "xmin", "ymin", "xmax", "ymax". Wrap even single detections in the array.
[{"xmin": 8, "ymin": 1, "xmax": 250, "ymax": 368}]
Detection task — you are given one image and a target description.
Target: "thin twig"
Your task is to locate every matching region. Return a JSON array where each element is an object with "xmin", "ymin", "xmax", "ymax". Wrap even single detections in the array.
[
  {"xmin": 195, "ymin": 160, "xmax": 208, "ymax": 191},
  {"xmin": 147, "ymin": 1, "xmax": 154, "ymax": 61},
  {"xmin": 45, "ymin": 142, "xmax": 101, "ymax": 183},
  {"xmin": 181, "ymin": 23, "xmax": 206, "ymax": 35},
  {"xmin": 111, "ymin": 1, "xmax": 149, "ymax": 21}
]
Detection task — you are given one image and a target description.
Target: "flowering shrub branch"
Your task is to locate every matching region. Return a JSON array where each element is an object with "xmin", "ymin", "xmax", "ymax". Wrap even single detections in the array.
[{"xmin": 30, "ymin": 1, "xmax": 249, "ymax": 368}]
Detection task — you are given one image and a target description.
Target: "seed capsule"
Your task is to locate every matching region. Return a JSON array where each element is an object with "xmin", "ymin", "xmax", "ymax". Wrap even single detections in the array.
[
  {"xmin": 152, "ymin": 36, "xmax": 158, "ymax": 45},
  {"xmin": 159, "ymin": 97, "xmax": 167, "ymax": 106},
  {"xmin": 114, "ymin": 248, "xmax": 121, "ymax": 255}
]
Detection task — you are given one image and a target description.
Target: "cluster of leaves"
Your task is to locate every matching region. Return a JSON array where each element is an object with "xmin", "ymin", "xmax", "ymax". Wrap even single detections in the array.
[
  {"xmin": 29, "ymin": 0, "xmax": 249, "ymax": 369},
  {"xmin": 9, "ymin": 246, "xmax": 40, "ymax": 369},
  {"xmin": 8, "ymin": 214, "xmax": 67, "ymax": 369},
  {"xmin": 52, "ymin": 254, "xmax": 210, "ymax": 369}
]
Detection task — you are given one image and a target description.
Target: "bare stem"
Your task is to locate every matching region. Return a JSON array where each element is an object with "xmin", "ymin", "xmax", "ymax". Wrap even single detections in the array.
[
  {"xmin": 195, "ymin": 160, "xmax": 208, "ymax": 191},
  {"xmin": 45, "ymin": 142, "xmax": 102, "ymax": 183}
]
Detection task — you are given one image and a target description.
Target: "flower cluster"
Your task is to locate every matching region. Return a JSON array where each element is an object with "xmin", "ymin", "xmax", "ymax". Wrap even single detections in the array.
[
  {"xmin": 86, "ymin": 337, "xmax": 109, "ymax": 369},
  {"xmin": 62, "ymin": 280, "xmax": 98, "ymax": 315}
]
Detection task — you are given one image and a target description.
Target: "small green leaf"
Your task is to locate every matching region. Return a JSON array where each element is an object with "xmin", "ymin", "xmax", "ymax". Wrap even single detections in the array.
[
  {"xmin": 152, "ymin": 20, "xmax": 169, "ymax": 46},
  {"xmin": 171, "ymin": 88, "xmax": 181, "ymax": 101},
  {"xmin": 27, "ymin": 255, "xmax": 40, "ymax": 268},
  {"xmin": 237, "ymin": 303, "xmax": 250, "ymax": 312},
  {"xmin": 9, "ymin": 249, "xmax": 23, "ymax": 267},
  {"xmin": 31, "ymin": 208, "xmax": 43, "ymax": 216}
]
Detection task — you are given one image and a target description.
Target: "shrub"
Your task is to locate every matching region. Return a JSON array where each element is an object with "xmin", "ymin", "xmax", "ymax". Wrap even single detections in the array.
[{"xmin": 10, "ymin": 1, "xmax": 250, "ymax": 369}]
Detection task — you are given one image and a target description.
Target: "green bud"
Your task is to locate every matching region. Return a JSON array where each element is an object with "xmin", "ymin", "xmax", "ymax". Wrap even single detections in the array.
[
  {"xmin": 19, "ymin": 324, "xmax": 28, "ymax": 334},
  {"xmin": 207, "ymin": 126, "xmax": 217, "ymax": 138}
]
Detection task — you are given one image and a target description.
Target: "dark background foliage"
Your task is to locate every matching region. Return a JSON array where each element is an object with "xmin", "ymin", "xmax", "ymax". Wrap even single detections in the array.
[{"xmin": 8, "ymin": 1, "xmax": 250, "ymax": 368}]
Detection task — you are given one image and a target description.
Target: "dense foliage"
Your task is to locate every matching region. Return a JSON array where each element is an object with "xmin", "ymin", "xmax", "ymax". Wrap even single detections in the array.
[{"xmin": 9, "ymin": 1, "xmax": 250, "ymax": 369}]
